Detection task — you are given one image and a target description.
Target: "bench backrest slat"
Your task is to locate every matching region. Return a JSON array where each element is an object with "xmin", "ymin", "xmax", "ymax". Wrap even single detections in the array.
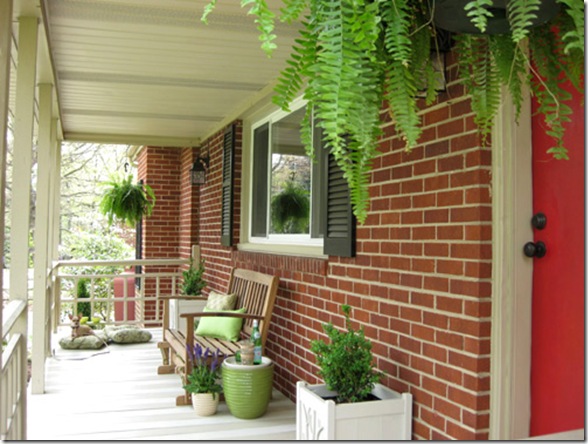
[{"xmin": 228, "ymin": 268, "xmax": 279, "ymax": 346}]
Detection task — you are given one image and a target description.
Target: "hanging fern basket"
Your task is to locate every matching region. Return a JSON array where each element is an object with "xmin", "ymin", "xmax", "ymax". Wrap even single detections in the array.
[
  {"xmin": 99, "ymin": 174, "xmax": 156, "ymax": 227},
  {"xmin": 200, "ymin": 0, "xmax": 584, "ymax": 225},
  {"xmin": 433, "ymin": 0, "xmax": 561, "ymax": 34}
]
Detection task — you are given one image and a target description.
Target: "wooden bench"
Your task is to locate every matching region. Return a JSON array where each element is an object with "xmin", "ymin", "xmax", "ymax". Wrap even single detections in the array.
[{"xmin": 157, "ymin": 268, "xmax": 279, "ymax": 406}]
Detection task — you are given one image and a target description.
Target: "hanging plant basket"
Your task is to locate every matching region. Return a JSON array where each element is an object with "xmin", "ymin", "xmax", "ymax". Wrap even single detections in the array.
[
  {"xmin": 433, "ymin": 0, "xmax": 561, "ymax": 34},
  {"xmin": 99, "ymin": 174, "xmax": 156, "ymax": 227},
  {"xmin": 200, "ymin": 0, "xmax": 584, "ymax": 224}
]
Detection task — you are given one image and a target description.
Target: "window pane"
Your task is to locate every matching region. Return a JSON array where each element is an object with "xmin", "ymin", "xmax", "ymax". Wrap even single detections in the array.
[{"xmin": 270, "ymin": 107, "xmax": 311, "ymax": 234}]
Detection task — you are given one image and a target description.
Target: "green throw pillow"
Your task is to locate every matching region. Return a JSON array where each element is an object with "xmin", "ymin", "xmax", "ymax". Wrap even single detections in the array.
[{"xmin": 195, "ymin": 307, "xmax": 246, "ymax": 341}]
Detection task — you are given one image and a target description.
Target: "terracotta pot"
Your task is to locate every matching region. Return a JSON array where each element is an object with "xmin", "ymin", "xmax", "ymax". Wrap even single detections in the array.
[{"xmin": 191, "ymin": 392, "xmax": 220, "ymax": 416}]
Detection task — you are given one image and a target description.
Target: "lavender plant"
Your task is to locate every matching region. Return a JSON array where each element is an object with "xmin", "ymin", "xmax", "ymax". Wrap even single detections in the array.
[{"xmin": 183, "ymin": 344, "xmax": 222, "ymax": 399}]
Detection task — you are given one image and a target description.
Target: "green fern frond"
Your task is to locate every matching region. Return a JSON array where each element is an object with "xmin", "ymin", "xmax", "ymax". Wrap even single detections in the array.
[
  {"xmin": 280, "ymin": 0, "xmax": 309, "ymax": 23},
  {"xmin": 528, "ymin": 24, "xmax": 574, "ymax": 159},
  {"xmin": 241, "ymin": 0, "xmax": 277, "ymax": 55},
  {"xmin": 489, "ymin": 34, "xmax": 528, "ymax": 120},
  {"xmin": 507, "ymin": 0, "xmax": 541, "ymax": 42},
  {"xmin": 382, "ymin": 0, "xmax": 413, "ymax": 63},
  {"xmin": 273, "ymin": 26, "xmax": 317, "ymax": 111},
  {"xmin": 464, "ymin": 0, "xmax": 494, "ymax": 33},
  {"xmin": 381, "ymin": 0, "xmax": 422, "ymax": 148},
  {"xmin": 558, "ymin": 0, "xmax": 585, "ymax": 55},
  {"xmin": 201, "ymin": 0, "xmax": 219, "ymax": 23},
  {"xmin": 456, "ymin": 35, "xmax": 501, "ymax": 142}
]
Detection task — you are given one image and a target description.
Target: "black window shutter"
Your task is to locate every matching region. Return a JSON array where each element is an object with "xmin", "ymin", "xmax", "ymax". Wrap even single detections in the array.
[
  {"xmin": 251, "ymin": 123, "xmax": 269, "ymax": 237},
  {"xmin": 220, "ymin": 124, "xmax": 236, "ymax": 247},
  {"xmin": 323, "ymin": 152, "xmax": 356, "ymax": 257}
]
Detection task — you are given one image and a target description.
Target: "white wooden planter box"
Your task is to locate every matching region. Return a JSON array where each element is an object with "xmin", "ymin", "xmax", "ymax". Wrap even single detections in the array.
[
  {"xmin": 296, "ymin": 381, "xmax": 412, "ymax": 440},
  {"xmin": 169, "ymin": 298, "xmax": 206, "ymax": 332}
]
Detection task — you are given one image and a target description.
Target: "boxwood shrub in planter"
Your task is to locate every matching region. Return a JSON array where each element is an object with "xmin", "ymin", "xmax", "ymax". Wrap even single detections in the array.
[{"xmin": 296, "ymin": 305, "xmax": 412, "ymax": 440}]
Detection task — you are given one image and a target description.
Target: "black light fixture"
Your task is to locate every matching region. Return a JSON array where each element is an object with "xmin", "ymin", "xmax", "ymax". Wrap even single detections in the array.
[{"xmin": 191, "ymin": 155, "xmax": 209, "ymax": 186}]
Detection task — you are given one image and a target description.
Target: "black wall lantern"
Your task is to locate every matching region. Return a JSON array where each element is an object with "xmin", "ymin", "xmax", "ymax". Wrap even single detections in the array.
[{"xmin": 191, "ymin": 156, "xmax": 209, "ymax": 186}]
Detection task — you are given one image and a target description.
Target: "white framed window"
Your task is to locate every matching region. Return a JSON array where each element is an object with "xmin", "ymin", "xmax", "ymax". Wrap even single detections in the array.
[{"xmin": 249, "ymin": 99, "xmax": 326, "ymax": 247}]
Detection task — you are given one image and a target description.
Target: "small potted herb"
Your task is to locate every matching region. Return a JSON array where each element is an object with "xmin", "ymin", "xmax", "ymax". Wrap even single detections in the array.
[
  {"xmin": 183, "ymin": 344, "xmax": 222, "ymax": 416},
  {"xmin": 296, "ymin": 304, "xmax": 413, "ymax": 440}
]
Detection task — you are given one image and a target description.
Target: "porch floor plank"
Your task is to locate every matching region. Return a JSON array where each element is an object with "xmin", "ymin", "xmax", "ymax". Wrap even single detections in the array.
[{"xmin": 27, "ymin": 329, "xmax": 296, "ymax": 440}]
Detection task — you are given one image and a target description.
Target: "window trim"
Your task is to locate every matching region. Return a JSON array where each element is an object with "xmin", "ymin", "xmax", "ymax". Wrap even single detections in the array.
[{"xmin": 248, "ymin": 97, "xmax": 322, "ymax": 248}]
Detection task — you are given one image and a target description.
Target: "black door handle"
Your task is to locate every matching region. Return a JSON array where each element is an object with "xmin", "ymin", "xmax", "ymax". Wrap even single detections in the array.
[
  {"xmin": 531, "ymin": 212, "xmax": 547, "ymax": 230},
  {"xmin": 524, "ymin": 241, "xmax": 547, "ymax": 258}
]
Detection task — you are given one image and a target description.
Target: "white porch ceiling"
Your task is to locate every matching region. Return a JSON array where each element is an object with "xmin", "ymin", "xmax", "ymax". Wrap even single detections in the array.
[{"xmin": 34, "ymin": 0, "xmax": 300, "ymax": 147}]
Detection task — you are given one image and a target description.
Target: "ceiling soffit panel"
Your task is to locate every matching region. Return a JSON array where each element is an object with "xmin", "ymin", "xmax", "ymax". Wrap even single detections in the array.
[{"xmin": 42, "ymin": 0, "xmax": 300, "ymax": 146}]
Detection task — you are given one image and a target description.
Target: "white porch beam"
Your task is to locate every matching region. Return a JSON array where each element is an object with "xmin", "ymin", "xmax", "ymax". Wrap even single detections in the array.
[
  {"xmin": 31, "ymin": 83, "xmax": 53, "ymax": 394},
  {"xmin": 10, "ymin": 16, "xmax": 38, "ymax": 304},
  {"xmin": 64, "ymin": 132, "xmax": 199, "ymax": 148}
]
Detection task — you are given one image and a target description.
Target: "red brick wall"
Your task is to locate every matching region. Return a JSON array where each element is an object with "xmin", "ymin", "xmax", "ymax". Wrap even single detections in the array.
[
  {"xmin": 207, "ymin": 55, "xmax": 489, "ymax": 440},
  {"xmin": 141, "ymin": 53, "xmax": 493, "ymax": 439},
  {"xmin": 137, "ymin": 147, "xmax": 182, "ymax": 321}
]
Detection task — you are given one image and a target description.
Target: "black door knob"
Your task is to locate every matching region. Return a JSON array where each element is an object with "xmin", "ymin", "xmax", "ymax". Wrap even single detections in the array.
[
  {"xmin": 524, "ymin": 241, "xmax": 547, "ymax": 258},
  {"xmin": 531, "ymin": 213, "xmax": 547, "ymax": 230}
]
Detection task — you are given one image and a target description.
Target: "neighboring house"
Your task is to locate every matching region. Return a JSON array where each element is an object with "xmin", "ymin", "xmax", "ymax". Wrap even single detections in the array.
[{"xmin": 135, "ymin": 53, "xmax": 584, "ymax": 440}]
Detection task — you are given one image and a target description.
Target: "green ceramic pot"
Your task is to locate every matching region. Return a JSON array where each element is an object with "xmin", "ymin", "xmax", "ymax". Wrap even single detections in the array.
[{"xmin": 222, "ymin": 357, "xmax": 274, "ymax": 419}]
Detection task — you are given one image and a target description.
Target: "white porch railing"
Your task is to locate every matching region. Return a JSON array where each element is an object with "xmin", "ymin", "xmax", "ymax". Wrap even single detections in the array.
[
  {"xmin": 1, "ymin": 257, "xmax": 189, "ymax": 440},
  {"xmin": 1, "ymin": 300, "xmax": 28, "ymax": 440},
  {"xmin": 50, "ymin": 258, "xmax": 189, "ymax": 330}
]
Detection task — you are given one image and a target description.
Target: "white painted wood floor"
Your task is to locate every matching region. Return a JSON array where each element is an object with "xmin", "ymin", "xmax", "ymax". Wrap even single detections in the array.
[{"xmin": 27, "ymin": 329, "xmax": 296, "ymax": 440}]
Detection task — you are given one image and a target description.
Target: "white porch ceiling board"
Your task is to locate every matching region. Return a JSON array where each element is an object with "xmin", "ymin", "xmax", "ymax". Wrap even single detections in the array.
[
  {"xmin": 57, "ymin": 82, "xmax": 250, "ymax": 118},
  {"xmin": 42, "ymin": 0, "xmax": 300, "ymax": 146}
]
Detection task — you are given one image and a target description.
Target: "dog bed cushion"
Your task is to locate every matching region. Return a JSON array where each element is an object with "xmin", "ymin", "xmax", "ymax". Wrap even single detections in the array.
[
  {"xmin": 59, "ymin": 330, "xmax": 109, "ymax": 350},
  {"xmin": 104, "ymin": 325, "xmax": 152, "ymax": 344}
]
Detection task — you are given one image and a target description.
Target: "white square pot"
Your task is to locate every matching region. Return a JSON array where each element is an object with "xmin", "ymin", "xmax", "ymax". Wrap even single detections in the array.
[
  {"xmin": 296, "ymin": 381, "xmax": 412, "ymax": 440},
  {"xmin": 169, "ymin": 298, "xmax": 206, "ymax": 331}
]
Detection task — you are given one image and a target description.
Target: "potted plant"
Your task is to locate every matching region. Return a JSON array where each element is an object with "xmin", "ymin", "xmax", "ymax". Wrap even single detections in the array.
[
  {"xmin": 183, "ymin": 344, "xmax": 223, "ymax": 416},
  {"xmin": 201, "ymin": 0, "xmax": 584, "ymax": 224},
  {"xmin": 99, "ymin": 173, "xmax": 156, "ymax": 227},
  {"xmin": 296, "ymin": 305, "xmax": 412, "ymax": 440},
  {"xmin": 169, "ymin": 258, "xmax": 208, "ymax": 331},
  {"xmin": 182, "ymin": 258, "xmax": 206, "ymax": 296}
]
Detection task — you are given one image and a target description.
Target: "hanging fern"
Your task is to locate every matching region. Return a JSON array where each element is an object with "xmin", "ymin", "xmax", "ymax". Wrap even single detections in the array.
[
  {"xmin": 199, "ymin": 0, "xmax": 584, "ymax": 223},
  {"xmin": 99, "ymin": 174, "xmax": 156, "ymax": 227},
  {"xmin": 456, "ymin": 35, "xmax": 501, "ymax": 142},
  {"xmin": 507, "ymin": 0, "xmax": 541, "ymax": 43},
  {"xmin": 464, "ymin": 0, "xmax": 494, "ymax": 33},
  {"xmin": 528, "ymin": 24, "xmax": 574, "ymax": 159}
]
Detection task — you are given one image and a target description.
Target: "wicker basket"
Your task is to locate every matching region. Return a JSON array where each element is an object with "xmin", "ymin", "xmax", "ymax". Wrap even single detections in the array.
[{"xmin": 222, "ymin": 357, "xmax": 274, "ymax": 419}]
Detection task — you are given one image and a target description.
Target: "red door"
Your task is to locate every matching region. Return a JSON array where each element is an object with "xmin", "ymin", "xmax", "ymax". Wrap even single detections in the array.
[{"xmin": 530, "ymin": 82, "xmax": 585, "ymax": 436}]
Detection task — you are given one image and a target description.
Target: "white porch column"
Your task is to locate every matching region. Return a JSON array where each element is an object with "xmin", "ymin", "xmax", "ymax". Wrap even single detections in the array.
[
  {"xmin": 0, "ymin": 0, "xmax": 14, "ymax": 362},
  {"xmin": 48, "ymin": 120, "xmax": 60, "ymax": 262},
  {"xmin": 31, "ymin": 83, "xmax": 53, "ymax": 394},
  {"xmin": 9, "ymin": 16, "xmax": 38, "ymax": 307},
  {"xmin": 51, "ymin": 136, "xmax": 61, "ymax": 261}
]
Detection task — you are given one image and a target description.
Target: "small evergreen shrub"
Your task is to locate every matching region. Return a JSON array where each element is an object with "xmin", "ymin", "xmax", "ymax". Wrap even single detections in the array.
[
  {"xmin": 311, "ymin": 304, "xmax": 383, "ymax": 403},
  {"xmin": 182, "ymin": 259, "xmax": 206, "ymax": 296}
]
